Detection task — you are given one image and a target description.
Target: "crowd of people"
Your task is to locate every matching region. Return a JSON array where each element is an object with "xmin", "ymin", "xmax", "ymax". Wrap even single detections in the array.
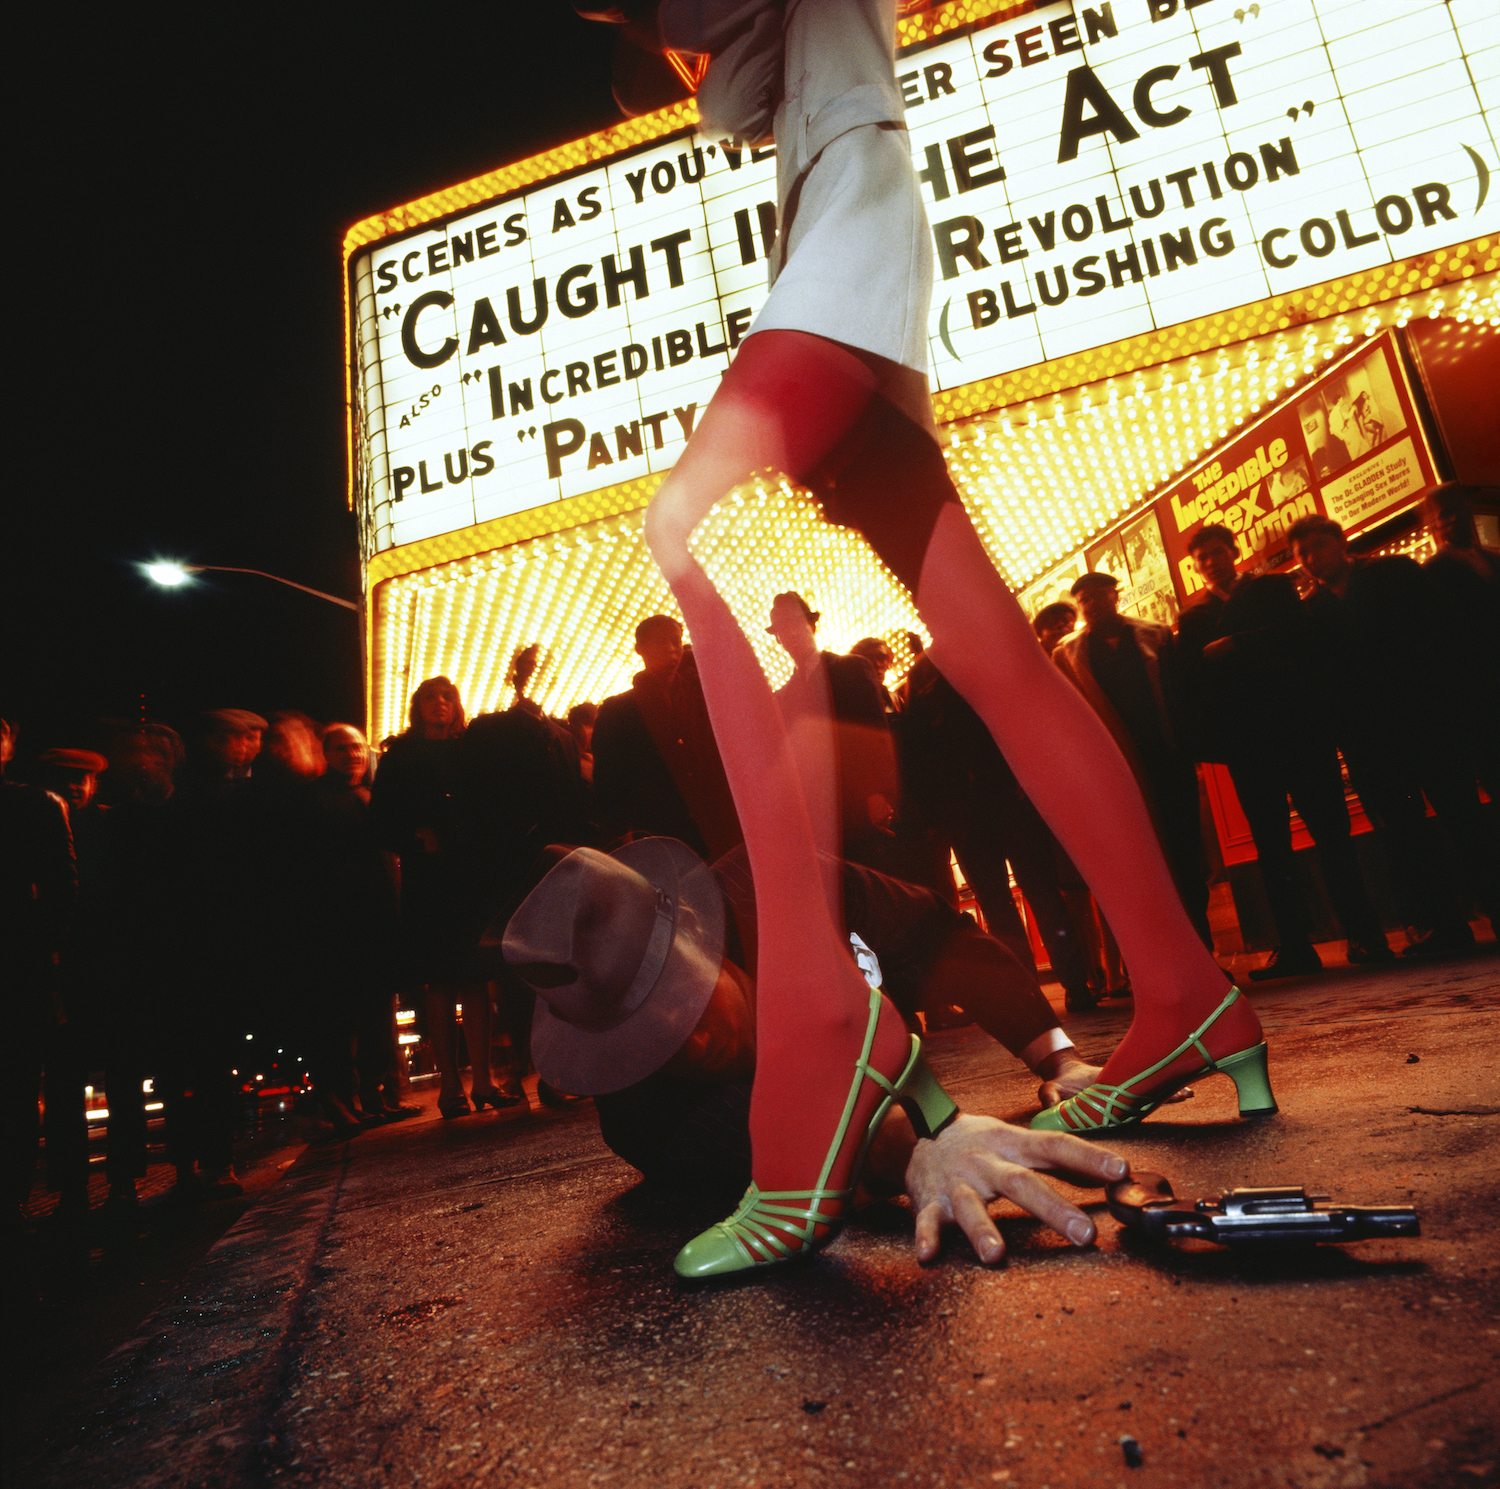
[
  {"xmin": 5, "ymin": 487, "xmax": 1494, "ymax": 1238},
  {"xmin": 4, "ymin": 707, "xmax": 414, "ymax": 1228},
  {"xmin": 1058, "ymin": 485, "xmax": 1497, "ymax": 983}
]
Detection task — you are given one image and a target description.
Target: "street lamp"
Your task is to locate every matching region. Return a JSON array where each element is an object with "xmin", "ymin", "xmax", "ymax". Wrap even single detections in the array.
[{"xmin": 144, "ymin": 561, "xmax": 359, "ymax": 612}]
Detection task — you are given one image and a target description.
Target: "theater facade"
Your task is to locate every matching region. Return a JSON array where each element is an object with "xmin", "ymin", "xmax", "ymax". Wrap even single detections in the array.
[{"xmin": 345, "ymin": 0, "xmax": 1497, "ymax": 873}]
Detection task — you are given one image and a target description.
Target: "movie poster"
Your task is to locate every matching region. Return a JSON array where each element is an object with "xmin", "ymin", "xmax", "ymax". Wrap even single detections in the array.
[
  {"xmin": 1121, "ymin": 511, "xmax": 1178, "ymax": 625},
  {"xmin": 1154, "ymin": 330, "xmax": 1438, "ymax": 602},
  {"xmin": 1085, "ymin": 536, "xmax": 1129, "ymax": 588},
  {"xmin": 1082, "ymin": 513, "xmax": 1178, "ymax": 625},
  {"xmin": 1020, "ymin": 554, "xmax": 1086, "ymax": 620}
]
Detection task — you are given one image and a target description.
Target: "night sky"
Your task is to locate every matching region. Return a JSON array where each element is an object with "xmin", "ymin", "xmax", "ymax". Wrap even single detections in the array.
[{"xmin": 10, "ymin": 3, "xmax": 621, "ymax": 755}]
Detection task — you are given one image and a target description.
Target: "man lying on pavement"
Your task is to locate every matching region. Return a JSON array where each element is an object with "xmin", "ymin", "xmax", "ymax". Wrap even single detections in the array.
[{"xmin": 483, "ymin": 837, "xmax": 1133, "ymax": 1265}]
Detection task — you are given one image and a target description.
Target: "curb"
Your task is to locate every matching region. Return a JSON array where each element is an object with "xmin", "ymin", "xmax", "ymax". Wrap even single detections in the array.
[{"xmin": 30, "ymin": 1143, "xmax": 349, "ymax": 1489}]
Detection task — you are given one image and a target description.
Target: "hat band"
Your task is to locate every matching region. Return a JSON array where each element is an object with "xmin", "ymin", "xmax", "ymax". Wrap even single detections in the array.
[{"xmin": 612, "ymin": 886, "xmax": 675, "ymax": 1025}]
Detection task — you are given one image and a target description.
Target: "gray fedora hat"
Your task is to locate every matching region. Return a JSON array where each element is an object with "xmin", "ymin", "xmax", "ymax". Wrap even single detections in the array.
[{"xmin": 489, "ymin": 837, "xmax": 725, "ymax": 1096}]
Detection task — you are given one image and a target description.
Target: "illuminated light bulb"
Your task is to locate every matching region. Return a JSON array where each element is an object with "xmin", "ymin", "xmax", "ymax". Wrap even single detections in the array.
[{"xmin": 379, "ymin": 281, "xmax": 1484, "ymax": 725}]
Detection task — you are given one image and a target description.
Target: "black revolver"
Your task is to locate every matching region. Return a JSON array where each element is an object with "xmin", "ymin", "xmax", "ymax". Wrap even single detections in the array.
[{"xmin": 1106, "ymin": 1172, "xmax": 1420, "ymax": 1246}]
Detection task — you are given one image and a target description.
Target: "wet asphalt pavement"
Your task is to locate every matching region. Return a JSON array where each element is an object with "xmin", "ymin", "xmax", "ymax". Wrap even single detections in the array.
[{"xmin": 17, "ymin": 946, "xmax": 1500, "ymax": 1489}]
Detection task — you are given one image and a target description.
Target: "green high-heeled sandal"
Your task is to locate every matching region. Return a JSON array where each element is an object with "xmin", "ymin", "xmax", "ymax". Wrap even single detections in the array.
[
  {"xmin": 673, "ymin": 985, "xmax": 958, "ymax": 1280},
  {"xmin": 1030, "ymin": 985, "xmax": 1277, "ymax": 1135}
]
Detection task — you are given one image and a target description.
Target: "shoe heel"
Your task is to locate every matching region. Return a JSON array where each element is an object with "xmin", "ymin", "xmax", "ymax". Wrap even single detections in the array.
[
  {"xmin": 1218, "ymin": 1042, "xmax": 1278, "ymax": 1119},
  {"xmin": 896, "ymin": 1040, "xmax": 959, "ymax": 1139}
]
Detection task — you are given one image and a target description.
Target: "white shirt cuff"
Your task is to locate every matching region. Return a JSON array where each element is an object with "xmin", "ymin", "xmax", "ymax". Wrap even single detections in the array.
[{"xmin": 1021, "ymin": 1027, "xmax": 1074, "ymax": 1072}]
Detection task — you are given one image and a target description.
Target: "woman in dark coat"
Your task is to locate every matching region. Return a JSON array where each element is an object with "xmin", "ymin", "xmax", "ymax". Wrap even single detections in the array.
[{"xmin": 370, "ymin": 678, "xmax": 510, "ymax": 1116}]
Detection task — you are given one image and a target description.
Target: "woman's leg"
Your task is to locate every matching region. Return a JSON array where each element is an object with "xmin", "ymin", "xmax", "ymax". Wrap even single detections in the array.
[
  {"xmin": 915, "ymin": 504, "xmax": 1261, "ymax": 1089},
  {"xmin": 764, "ymin": 363, "xmax": 1256, "ymax": 1094},
  {"xmin": 645, "ymin": 330, "xmax": 912, "ymax": 1202},
  {"xmin": 460, "ymin": 982, "xmax": 498, "ymax": 1098},
  {"xmin": 425, "ymin": 985, "xmax": 462, "ymax": 1103}
]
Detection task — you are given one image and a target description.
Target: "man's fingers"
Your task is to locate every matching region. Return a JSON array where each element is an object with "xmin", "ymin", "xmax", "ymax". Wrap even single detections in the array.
[
  {"xmin": 991, "ymin": 1164, "xmax": 1097, "ymax": 1246},
  {"xmin": 1046, "ymin": 1164, "xmax": 1127, "ymax": 1191},
  {"xmin": 913, "ymin": 1202, "xmax": 945, "ymax": 1265},
  {"xmin": 904, "ymin": 1120, "xmax": 1129, "ymax": 1269},
  {"xmin": 1019, "ymin": 1129, "xmax": 1129, "ymax": 1184},
  {"xmin": 951, "ymin": 1183, "xmax": 1005, "ymax": 1265}
]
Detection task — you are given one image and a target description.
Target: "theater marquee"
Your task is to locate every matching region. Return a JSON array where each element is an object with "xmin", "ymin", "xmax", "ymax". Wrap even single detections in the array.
[{"xmin": 347, "ymin": 0, "xmax": 1496, "ymax": 558}]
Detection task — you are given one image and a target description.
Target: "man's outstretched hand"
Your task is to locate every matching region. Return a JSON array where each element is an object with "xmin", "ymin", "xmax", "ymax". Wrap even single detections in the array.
[
  {"xmin": 1037, "ymin": 1054, "xmax": 1194, "ymax": 1111},
  {"xmin": 905, "ymin": 1114, "xmax": 1127, "ymax": 1265}
]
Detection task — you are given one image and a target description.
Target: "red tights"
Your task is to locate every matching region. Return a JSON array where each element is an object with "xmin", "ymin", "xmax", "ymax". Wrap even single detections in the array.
[{"xmin": 643, "ymin": 331, "xmax": 1260, "ymax": 1192}]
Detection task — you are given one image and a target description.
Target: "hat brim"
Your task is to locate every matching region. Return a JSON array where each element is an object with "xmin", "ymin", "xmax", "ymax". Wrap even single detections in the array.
[{"xmin": 484, "ymin": 837, "xmax": 725, "ymax": 1096}]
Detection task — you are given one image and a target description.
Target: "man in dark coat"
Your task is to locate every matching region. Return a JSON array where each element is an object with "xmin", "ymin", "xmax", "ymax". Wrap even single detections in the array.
[
  {"xmin": 168, "ymin": 709, "xmax": 273, "ymax": 1196},
  {"xmin": 2, "ymin": 720, "xmax": 76, "ymax": 1216},
  {"xmin": 592, "ymin": 615, "xmax": 742, "ymax": 862},
  {"xmin": 316, "ymin": 724, "xmax": 411, "ymax": 1121},
  {"xmin": 458, "ymin": 702, "xmax": 593, "ymax": 930},
  {"xmin": 506, "ymin": 643, "xmax": 589, "ymax": 785},
  {"xmin": 302, "ymin": 725, "xmax": 406, "ymax": 1128},
  {"xmin": 1290, "ymin": 513, "xmax": 1498, "ymax": 957},
  {"xmin": 849, "ymin": 636, "xmax": 898, "ymax": 715},
  {"xmin": 458, "ymin": 697, "xmax": 599, "ymax": 1108},
  {"xmin": 1053, "ymin": 572, "xmax": 1211, "ymax": 948},
  {"xmin": 489, "ymin": 837, "xmax": 1110, "ymax": 1203},
  {"xmin": 1176, "ymin": 522, "xmax": 1390, "ymax": 979},
  {"xmin": 30, "ymin": 750, "xmax": 113, "ymax": 1213},
  {"xmin": 88, "ymin": 724, "xmax": 188, "ymax": 1216},
  {"xmin": 1422, "ymin": 482, "xmax": 1500, "ymax": 798}
]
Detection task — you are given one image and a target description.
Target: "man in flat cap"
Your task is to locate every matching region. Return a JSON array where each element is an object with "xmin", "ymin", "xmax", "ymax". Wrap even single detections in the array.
[
  {"xmin": 33, "ymin": 749, "xmax": 109, "ymax": 898},
  {"xmin": 1053, "ymin": 572, "xmax": 1210, "ymax": 949},
  {"xmin": 35, "ymin": 748, "xmax": 108, "ymax": 814}
]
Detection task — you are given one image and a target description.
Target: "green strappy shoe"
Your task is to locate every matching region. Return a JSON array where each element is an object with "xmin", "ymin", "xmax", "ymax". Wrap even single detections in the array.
[
  {"xmin": 1030, "ymin": 985, "xmax": 1277, "ymax": 1135},
  {"xmin": 673, "ymin": 986, "xmax": 958, "ymax": 1279}
]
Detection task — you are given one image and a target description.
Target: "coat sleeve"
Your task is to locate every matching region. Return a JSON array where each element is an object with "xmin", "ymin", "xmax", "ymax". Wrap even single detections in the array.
[
  {"xmin": 1173, "ymin": 604, "xmax": 1222, "ymax": 762},
  {"xmin": 661, "ymin": 0, "xmax": 786, "ymax": 146},
  {"xmin": 660, "ymin": 0, "xmax": 780, "ymax": 53},
  {"xmin": 1231, "ymin": 575, "xmax": 1312, "ymax": 667},
  {"xmin": 1153, "ymin": 625, "xmax": 1190, "ymax": 748},
  {"xmin": 589, "ymin": 695, "xmax": 639, "ymax": 837},
  {"xmin": 1052, "ymin": 635, "xmax": 1084, "ymax": 692},
  {"xmin": 692, "ymin": 7, "xmax": 784, "ymax": 144},
  {"xmin": 368, "ymin": 739, "xmax": 417, "ymax": 854}
]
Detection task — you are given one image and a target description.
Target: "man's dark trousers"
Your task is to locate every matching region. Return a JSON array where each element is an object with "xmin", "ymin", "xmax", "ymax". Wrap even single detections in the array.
[{"xmin": 1227, "ymin": 742, "xmax": 1385, "ymax": 950}]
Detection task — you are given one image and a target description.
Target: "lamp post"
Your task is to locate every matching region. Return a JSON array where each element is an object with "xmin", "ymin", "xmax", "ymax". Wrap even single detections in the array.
[{"xmin": 144, "ymin": 562, "xmax": 359, "ymax": 612}]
